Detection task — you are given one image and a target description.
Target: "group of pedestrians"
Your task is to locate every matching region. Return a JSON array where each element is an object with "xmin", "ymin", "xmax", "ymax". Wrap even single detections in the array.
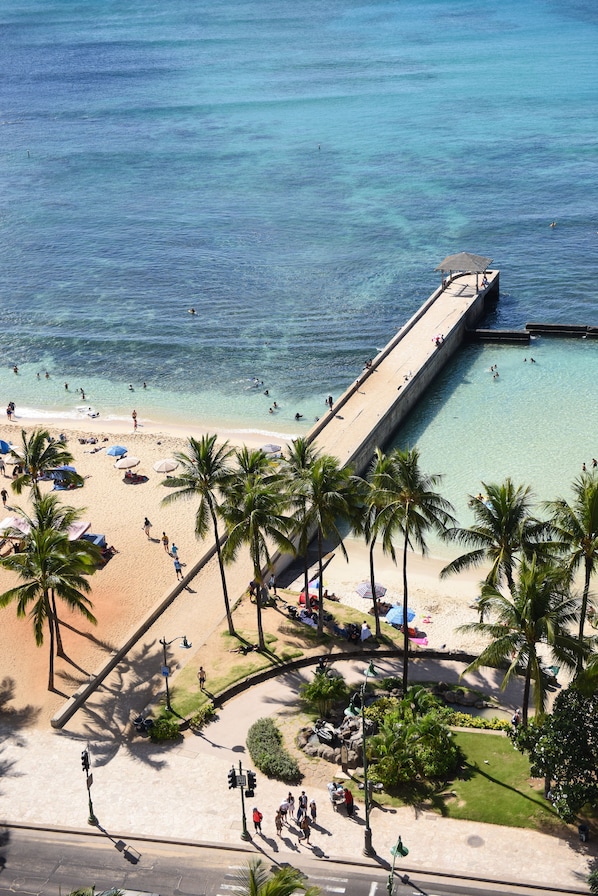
[
  {"xmin": 265, "ymin": 790, "xmax": 317, "ymax": 844},
  {"xmin": 142, "ymin": 519, "xmax": 184, "ymax": 580}
]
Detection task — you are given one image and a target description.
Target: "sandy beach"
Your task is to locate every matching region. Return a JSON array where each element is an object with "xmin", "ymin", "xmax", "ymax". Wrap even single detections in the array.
[{"xmin": 0, "ymin": 413, "xmax": 490, "ymax": 730}]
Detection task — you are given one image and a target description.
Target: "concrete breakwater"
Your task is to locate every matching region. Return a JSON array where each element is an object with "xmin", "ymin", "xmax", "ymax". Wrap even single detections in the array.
[{"xmin": 308, "ymin": 270, "xmax": 499, "ymax": 475}]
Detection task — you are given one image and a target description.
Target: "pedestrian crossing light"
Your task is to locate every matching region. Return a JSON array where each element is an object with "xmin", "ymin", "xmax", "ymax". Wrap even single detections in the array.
[
  {"xmin": 81, "ymin": 750, "xmax": 90, "ymax": 773},
  {"xmin": 228, "ymin": 768, "xmax": 238, "ymax": 790},
  {"xmin": 246, "ymin": 770, "xmax": 256, "ymax": 796}
]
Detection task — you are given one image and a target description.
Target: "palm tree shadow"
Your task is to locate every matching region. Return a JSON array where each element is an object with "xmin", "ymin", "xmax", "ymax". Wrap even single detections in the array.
[
  {"xmin": 60, "ymin": 639, "xmax": 179, "ymax": 771},
  {"xmin": 0, "ymin": 677, "xmax": 41, "ymax": 795},
  {"xmin": 56, "ymin": 618, "xmax": 115, "ymax": 652},
  {"xmin": 463, "ymin": 761, "xmax": 560, "ymax": 817}
]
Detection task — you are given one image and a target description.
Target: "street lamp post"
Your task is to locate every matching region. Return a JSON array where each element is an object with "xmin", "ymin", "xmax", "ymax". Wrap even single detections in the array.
[
  {"xmin": 388, "ymin": 834, "xmax": 409, "ymax": 896},
  {"xmin": 81, "ymin": 748, "xmax": 98, "ymax": 826},
  {"xmin": 345, "ymin": 660, "xmax": 378, "ymax": 857},
  {"xmin": 160, "ymin": 635, "xmax": 191, "ymax": 713}
]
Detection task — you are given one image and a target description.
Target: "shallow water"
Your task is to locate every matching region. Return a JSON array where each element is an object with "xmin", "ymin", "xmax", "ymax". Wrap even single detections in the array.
[{"xmin": 1, "ymin": 0, "xmax": 597, "ymax": 436}]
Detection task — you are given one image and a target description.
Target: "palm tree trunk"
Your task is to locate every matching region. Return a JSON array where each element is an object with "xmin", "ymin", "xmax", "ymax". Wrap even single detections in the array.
[
  {"xmin": 252, "ymin": 544, "xmax": 265, "ymax": 651},
  {"xmin": 47, "ymin": 605, "xmax": 56, "ymax": 691},
  {"xmin": 211, "ymin": 508, "xmax": 235, "ymax": 636},
  {"xmin": 50, "ymin": 589, "xmax": 65, "ymax": 657},
  {"xmin": 402, "ymin": 534, "xmax": 410, "ymax": 692},
  {"xmin": 369, "ymin": 539, "xmax": 381, "ymax": 638},
  {"xmin": 577, "ymin": 561, "xmax": 591, "ymax": 672},
  {"xmin": 317, "ymin": 529, "xmax": 324, "ymax": 638},
  {"xmin": 522, "ymin": 662, "xmax": 532, "ymax": 727}
]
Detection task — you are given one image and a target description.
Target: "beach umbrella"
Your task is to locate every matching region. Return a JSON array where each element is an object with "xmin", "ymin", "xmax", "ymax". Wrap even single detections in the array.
[
  {"xmin": 115, "ymin": 456, "xmax": 140, "ymax": 469},
  {"xmin": 355, "ymin": 581, "xmax": 387, "ymax": 600},
  {"xmin": 107, "ymin": 445, "xmax": 127, "ymax": 457},
  {"xmin": 54, "ymin": 465, "xmax": 77, "ymax": 473},
  {"xmin": 384, "ymin": 605, "xmax": 416, "ymax": 627},
  {"xmin": 153, "ymin": 458, "xmax": 178, "ymax": 473},
  {"xmin": 0, "ymin": 440, "xmax": 11, "ymax": 454},
  {"xmin": 261, "ymin": 443, "xmax": 282, "ymax": 455}
]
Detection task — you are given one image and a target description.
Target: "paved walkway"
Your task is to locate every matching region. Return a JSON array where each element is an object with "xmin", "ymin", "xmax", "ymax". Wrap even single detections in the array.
[{"xmin": 0, "ymin": 659, "xmax": 593, "ymax": 892}]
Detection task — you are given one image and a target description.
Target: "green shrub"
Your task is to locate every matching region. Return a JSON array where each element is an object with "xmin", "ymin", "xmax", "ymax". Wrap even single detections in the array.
[
  {"xmin": 447, "ymin": 711, "xmax": 510, "ymax": 732},
  {"xmin": 379, "ymin": 676, "xmax": 402, "ymax": 692},
  {"xmin": 365, "ymin": 695, "xmax": 399, "ymax": 725},
  {"xmin": 246, "ymin": 717, "xmax": 302, "ymax": 784},
  {"xmin": 150, "ymin": 717, "xmax": 181, "ymax": 742},
  {"xmin": 189, "ymin": 703, "xmax": 217, "ymax": 730},
  {"xmin": 588, "ymin": 869, "xmax": 598, "ymax": 895}
]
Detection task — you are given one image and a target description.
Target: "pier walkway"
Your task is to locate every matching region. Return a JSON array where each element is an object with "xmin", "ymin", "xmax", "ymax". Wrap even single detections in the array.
[{"xmin": 309, "ymin": 270, "xmax": 498, "ymax": 474}]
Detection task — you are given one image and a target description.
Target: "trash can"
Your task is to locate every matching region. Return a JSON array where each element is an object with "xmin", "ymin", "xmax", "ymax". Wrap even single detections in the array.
[{"xmin": 579, "ymin": 824, "xmax": 589, "ymax": 842}]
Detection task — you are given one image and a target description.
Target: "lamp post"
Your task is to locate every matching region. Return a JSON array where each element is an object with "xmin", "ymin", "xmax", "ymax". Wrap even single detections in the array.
[
  {"xmin": 81, "ymin": 748, "xmax": 98, "ymax": 826},
  {"xmin": 388, "ymin": 834, "xmax": 409, "ymax": 896},
  {"xmin": 160, "ymin": 634, "xmax": 191, "ymax": 712},
  {"xmin": 345, "ymin": 659, "xmax": 378, "ymax": 856}
]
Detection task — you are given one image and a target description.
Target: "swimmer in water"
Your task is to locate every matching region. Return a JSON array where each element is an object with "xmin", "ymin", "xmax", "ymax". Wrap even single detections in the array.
[
  {"xmin": 295, "ymin": 413, "xmax": 303, "ymax": 420},
  {"xmin": 188, "ymin": 308, "xmax": 196, "ymax": 314},
  {"xmin": 129, "ymin": 384, "xmax": 134, "ymax": 391}
]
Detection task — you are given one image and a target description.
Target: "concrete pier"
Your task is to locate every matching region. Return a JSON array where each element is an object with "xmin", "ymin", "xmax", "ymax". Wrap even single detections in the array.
[{"xmin": 308, "ymin": 270, "xmax": 499, "ymax": 475}]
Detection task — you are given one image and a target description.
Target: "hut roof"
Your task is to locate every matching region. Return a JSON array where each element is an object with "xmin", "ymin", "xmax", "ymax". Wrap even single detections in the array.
[{"xmin": 435, "ymin": 252, "xmax": 493, "ymax": 273}]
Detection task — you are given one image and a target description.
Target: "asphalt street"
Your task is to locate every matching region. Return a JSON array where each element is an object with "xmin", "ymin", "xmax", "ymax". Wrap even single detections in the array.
[{"xmin": 0, "ymin": 827, "xmax": 588, "ymax": 896}]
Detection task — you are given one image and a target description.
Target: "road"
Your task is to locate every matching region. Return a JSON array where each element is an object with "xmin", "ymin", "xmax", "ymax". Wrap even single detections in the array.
[{"xmin": 0, "ymin": 827, "xmax": 582, "ymax": 896}]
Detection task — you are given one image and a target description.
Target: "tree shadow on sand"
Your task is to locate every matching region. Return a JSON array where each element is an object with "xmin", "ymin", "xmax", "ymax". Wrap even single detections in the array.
[{"xmin": 59, "ymin": 638, "xmax": 183, "ymax": 771}]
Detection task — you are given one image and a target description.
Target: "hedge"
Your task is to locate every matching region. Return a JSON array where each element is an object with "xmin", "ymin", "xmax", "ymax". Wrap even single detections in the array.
[{"xmin": 246, "ymin": 717, "xmax": 302, "ymax": 784}]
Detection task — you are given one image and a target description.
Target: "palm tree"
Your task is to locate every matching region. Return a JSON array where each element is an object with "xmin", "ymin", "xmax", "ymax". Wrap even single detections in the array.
[
  {"xmin": 11, "ymin": 428, "xmax": 77, "ymax": 496},
  {"xmin": 233, "ymin": 858, "xmax": 320, "ymax": 896},
  {"xmin": 282, "ymin": 437, "xmax": 320, "ymax": 601},
  {"xmin": 0, "ymin": 525, "xmax": 97, "ymax": 690},
  {"xmin": 221, "ymin": 451, "xmax": 295, "ymax": 650},
  {"xmin": 380, "ymin": 447, "xmax": 455, "ymax": 691},
  {"xmin": 441, "ymin": 479, "xmax": 544, "ymax": 592},
  {"xmin": 545, "ymin": 471, "xmax": 598, "ymax": 671},
  {"xmin": 298, "ymin": 455, "xmax": 363, "ymax": 637},
  {"xmin": 161, "ymin": 434, "xmax": 236, "ymax": 635},
  {"xmin": 458, "ymin": 556, "xmax": 580, "ymax": 725},
  {"xmin": 16, "ymin": 493, "xmax": 100, "ymax": 656},
  {"xmin": 363, "ymin": 449, "xmax": 400, "ymax": 638}
]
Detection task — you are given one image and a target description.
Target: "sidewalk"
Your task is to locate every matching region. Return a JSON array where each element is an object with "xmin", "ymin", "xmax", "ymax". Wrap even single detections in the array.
[{"xmin": 0, "ymin": 659, "xmax": 593, "ymax": 892}]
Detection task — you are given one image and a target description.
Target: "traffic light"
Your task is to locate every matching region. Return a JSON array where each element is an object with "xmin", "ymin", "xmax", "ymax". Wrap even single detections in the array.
[
  {"xmin": 228, "ymin": 768, "xmax": 237, "ymax": 790},
  {"xmin": 245, "ymin": 770, "xmax": 256, "ymax": 796},
  {"xmin": 81, "ymin": 750, "xmax": 90, "ymax": 773}
]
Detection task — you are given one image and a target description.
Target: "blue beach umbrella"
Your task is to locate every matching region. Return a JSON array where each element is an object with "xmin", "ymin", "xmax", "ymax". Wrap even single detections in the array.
[
  {"xmin": 106, "ymin": 445, "xmax": 127, "ymax": 457},
  {"xmin": 384, "ymin": 605, "xmax": 416, "ymax": 627},
  {"xmin": 0, "ymin": 440, "xmax": 11, "ymax": 454}
]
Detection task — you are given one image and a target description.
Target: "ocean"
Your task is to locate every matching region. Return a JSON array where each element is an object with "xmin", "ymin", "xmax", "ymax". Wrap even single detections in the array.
[{"xmin": 0, "ymin": 0, "xmax": 597, "ymax": 454}]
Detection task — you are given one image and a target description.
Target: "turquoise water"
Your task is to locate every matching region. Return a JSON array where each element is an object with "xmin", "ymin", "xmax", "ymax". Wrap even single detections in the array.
[
  {"xmin": 393, "ymin": 336, "xmax": 598, "ymax": 538},
  {"xmin": 0, "ymin": 0, "xmax": 597, "ymax": 438}
]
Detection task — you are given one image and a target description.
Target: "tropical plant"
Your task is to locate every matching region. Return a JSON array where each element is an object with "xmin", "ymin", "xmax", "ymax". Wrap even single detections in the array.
[
  {"xmin": 544, "ymin": 471, "xmax": 598, "ymax": 671},
  {"xmin": 299, "ymin": 670, "xmax": 348, "ymax": 717},
  {"xmin": 0, "ymin": 523, "xmax": 97, "ymax": 690},
  {"xmin": 161, "ymin": 434, "xmax": 236, "ymax": 634},
  {"xmin": 282, "ymin": 437, "xmax": 320, "ymax": 600},
  {"xmin": 367, "ymin": 686, "xmax": 461, "ymax": 788},
  {"xmin": 221, "ymin": 450, "xmax": 295, "ymax": 650},
  {"xmin": 232, "ymin": 858, "xmax": 320, "ymax": 896},
  {"xmin": 441, "ymin": 479, "xmax": 545, "ymax": 593},
  {"xmin": 512, "ymin": 688, "xmax": 598, "ymax": 823},
  {"xmin": 458, "ymin": 556, "xmax": 581, "ymax": 725},
  {"xmin": 11, "ymin": 428, "xmax": 78, "ymax": 496},
  {"xmin": 296, "ymin": 454, "xmax": 363, "ymax": 637},
  {"xmin": 149, "ymin": 716, "xmax": 181, "ymax": 742},
  {"xmin": 377, "ymin": 447, "xmax": 455, "ymax": 691}
]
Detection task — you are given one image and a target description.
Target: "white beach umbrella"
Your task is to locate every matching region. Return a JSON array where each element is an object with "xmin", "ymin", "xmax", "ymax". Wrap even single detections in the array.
[
  {"xmin": 115, "ymin": 456, "xmax": 140, "ymax": 470},
  {"xmin": 355, "ymin": 581, "xmax": 387, "ymax": 600},
  {"xmin": 153, "ymin": 458, "xmax": 178, "ymax": 473}
]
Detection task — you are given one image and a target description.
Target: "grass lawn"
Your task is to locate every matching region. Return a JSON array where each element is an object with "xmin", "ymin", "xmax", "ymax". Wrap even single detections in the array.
[
  {"xmin": 444, "ymin": 731, "xmax": 561, "ymax": 831},
  {"xmin": 164, "ymin": 591, "xmax": 401, "ymax": 719}
]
